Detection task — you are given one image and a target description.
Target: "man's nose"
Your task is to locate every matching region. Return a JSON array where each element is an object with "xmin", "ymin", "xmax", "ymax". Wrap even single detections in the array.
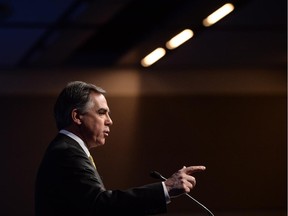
[{"xmin": 106, "ymin": 114, "xmax": 113, "ymax": 125}]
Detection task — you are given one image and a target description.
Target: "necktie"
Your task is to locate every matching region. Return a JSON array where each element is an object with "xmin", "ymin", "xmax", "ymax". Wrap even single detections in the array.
[{"xmin": 88, "ymin": 155, "xmax": 96, "ymax": 169}]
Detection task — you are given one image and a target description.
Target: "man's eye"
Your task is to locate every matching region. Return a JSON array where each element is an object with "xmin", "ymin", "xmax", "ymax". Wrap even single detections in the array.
[{"xmin": 97, "ymin": 109, "xmax": 107, "ymax": 115}]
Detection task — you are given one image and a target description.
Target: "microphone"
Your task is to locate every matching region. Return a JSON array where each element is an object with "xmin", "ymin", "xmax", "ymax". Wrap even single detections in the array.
[{"xmin": 150, "ymin": 171, "xmax": 214, "ymax": 216}]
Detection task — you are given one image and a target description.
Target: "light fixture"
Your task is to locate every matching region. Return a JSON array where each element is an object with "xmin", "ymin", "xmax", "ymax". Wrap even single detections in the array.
[
  {"xmin": 203, "ymin": 3, "xmax": 234, "ymax": 27},
  {"xmin": 166, "ymin": 29, "xmax": 194, "ymax": 50},
  {"xmin": 141, "ymin": 47, "xmax": 166, "ymax": 67}
]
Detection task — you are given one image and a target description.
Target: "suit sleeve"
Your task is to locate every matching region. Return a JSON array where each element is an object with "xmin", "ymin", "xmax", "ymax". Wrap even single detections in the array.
[
  {"xmin": 68, "ymin": 149, "xmax": 167, "ymax": 215},
  {"xmin": 36, "ymin": 143, "xmax": 167, "ymax": 216}
]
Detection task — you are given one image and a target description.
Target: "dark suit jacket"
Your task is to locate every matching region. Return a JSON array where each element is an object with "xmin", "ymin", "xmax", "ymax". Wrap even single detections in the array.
[{"xmin": 35, "ymin": 134, "xmax": 167, "ymax": 216}]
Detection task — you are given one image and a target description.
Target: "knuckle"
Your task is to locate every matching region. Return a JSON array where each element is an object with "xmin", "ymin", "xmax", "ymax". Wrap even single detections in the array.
[
  {"xmin": 192, "ymin": 179, "xmax": 196, "ymax": 187},
  {"xmin": 177, "ymin": 170, "xmax": 183, "ymax": 175}
]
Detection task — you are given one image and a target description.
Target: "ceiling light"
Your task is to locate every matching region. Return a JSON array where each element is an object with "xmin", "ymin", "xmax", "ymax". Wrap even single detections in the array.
[
  {"xmin": 166, "ymin": 29, "xmax": 194, "ymax": 50},
  {"xmin": 203, "ymin": 3, "xmax": 234, "ymax": 27},
  {"xmin": 141, "ymin": 48, "xmax": 166, "ymax": 67}
]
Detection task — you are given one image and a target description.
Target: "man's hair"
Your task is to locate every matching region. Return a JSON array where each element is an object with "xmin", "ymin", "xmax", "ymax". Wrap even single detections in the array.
[{"xmin": 54, "ymin": 81, "xmax": 106, "ymax": 130}]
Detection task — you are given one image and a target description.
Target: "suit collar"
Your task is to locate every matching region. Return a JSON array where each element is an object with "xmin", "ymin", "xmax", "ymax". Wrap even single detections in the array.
[{"xmin": 59, "ymin": 129, "xmax": 90, "ymax": 157}]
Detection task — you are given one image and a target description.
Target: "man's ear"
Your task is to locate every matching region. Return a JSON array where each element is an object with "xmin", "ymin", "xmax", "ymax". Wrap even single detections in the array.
[{"xmin": 71, "ymin": 108, "xmax": 82, "ymax": 125}]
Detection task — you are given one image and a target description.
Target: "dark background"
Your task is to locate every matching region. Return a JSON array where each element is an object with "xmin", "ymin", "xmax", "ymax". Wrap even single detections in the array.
[{"xmin": 0, "ymin": 69, "xmax": 286, "ymax": 216}]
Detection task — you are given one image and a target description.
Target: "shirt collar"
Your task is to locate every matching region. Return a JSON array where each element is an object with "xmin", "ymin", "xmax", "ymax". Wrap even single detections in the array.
[{"xmin": 59, "ymin": 129, "xmax": 90, "ymax": 157}]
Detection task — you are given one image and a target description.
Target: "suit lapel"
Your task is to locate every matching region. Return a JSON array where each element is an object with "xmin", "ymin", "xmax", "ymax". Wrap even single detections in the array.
[{"xmin": 56, "ymin": 133, "xmax": 106, "ymax": 188}]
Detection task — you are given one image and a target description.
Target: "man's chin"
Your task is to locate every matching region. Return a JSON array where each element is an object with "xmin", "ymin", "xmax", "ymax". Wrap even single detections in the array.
[
  {"xmin": 89, "ymin": 140, "xmax": 105, "ymax": 149},
  {"xmin": 96, "ymin": 139, "xmax": 106, "ymax": 146}
]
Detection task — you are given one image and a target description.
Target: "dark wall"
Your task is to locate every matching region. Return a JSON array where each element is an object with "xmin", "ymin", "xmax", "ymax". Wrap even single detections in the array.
[{"xmin": 0, "ymin": 94, "xmax": 286, "ymax": 215}]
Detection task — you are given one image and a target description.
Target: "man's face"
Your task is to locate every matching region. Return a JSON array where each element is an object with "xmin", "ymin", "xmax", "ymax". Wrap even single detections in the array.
[{"xmin": 79, "ymin": 92, "xmax": 113, "ymax": 149}]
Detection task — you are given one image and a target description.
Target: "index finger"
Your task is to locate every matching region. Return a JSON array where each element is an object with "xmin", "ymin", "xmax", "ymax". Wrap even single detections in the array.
[{"xmin": 183, "ymin": 165, "xmax": 206, "ymax": 174}]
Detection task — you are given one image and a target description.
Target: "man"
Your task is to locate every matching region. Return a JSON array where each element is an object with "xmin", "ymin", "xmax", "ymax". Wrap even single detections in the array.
[{"xmin": 35, "ymin": 81, "xmax": 206, "ymax": 215}]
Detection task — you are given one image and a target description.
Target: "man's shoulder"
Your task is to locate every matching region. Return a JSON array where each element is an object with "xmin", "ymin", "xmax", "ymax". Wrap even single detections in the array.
[
  {"xmin": 38, "ymin": 133, "xmax": 88, "ymax": 172},
  {"xmin": 45, "ymin": 134, "xmax": 84, "ymax": 157}
]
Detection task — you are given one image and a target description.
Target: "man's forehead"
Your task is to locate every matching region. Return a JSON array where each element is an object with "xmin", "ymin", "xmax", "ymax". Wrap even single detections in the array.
[{"xmin": 90, "ymin": 93, "xmax": 110, "ymax": 109}]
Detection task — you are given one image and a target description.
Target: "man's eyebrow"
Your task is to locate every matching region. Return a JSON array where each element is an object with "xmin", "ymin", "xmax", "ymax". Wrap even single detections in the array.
[{"xmin": 97, "ymin": 108, "xmax": 111, "ymax": 113}]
